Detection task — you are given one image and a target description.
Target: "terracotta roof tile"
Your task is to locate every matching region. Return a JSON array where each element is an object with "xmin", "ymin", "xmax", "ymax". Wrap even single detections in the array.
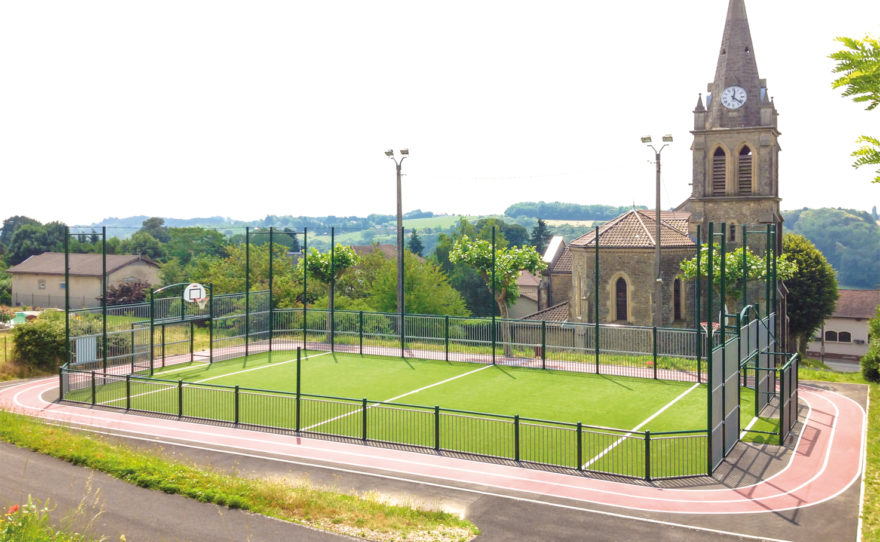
[
  {"xmin": 523, "ymin": 301, "xmax": 570, "ymax": 322},
  {"xmin": 7, "ymin": 252, "xmax": 158, "ymax": 277},
  {"xmin": 833, "ymin": 289, "xmax": 880, "ymax": 319},
  {"xmin": 570, "ymin": 210, "xmax": 694, "ymax": 249}
]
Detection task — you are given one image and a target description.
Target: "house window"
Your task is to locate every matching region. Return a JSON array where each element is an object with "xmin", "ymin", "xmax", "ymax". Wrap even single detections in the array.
[
  {"xmin": 738, "ymin": 146, "xmax": 753, "ymax": 194},
  {"xmin": 38, "ymin": 279, "xmax": 46, "ymax": 290},
  {"xmin": 712, "ymin": 148, "xmax": 726, "ymax": 195},
  {"xmin": 673, "ymin": 279, "xmax": 682, "ymax": 321},
  {"xmin": 615, "ymin": 278, "xmax": 628, "ymax": 321},
  {"xmin": 839, "ymin": 332, "xmax": 852, "ymax": 343},
  {"xmin": 60, "ymin": 282, "xmax": 66, "ymax": 290},
  {"xmin": 825, "ymin": 331, "xmax": 838, "ymax": 342}
]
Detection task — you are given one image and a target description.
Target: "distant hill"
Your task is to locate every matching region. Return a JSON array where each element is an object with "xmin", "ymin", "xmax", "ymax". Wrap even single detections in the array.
[{"xmin": 504, "ymin": 201, "xmax": 646, "ymax": 221}]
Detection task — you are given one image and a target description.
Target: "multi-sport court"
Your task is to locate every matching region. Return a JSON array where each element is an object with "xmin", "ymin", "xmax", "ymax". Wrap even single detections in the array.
[{"xmin": 62, "ymin": 346, "xmax": 774, "ymax": 480}]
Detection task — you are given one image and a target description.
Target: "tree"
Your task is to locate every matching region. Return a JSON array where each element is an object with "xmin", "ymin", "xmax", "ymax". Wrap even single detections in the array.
[
  {"xmin": 0, "ymin": 216, "xmax": 40, "ymax": 250},
  {"xmin": 678, "ymin": 243, "xmax": 797, "ymax": 315},
  {"xmin": 530, "ymin": 219, "xmax": 552, "ymax": 255},
  {"xmin": 104, "ymin": 280, "xmax": 150, "ymax": 305},
  {"xmin": 450, "ymin": 235, "xmax": 546, "ymax": 355},
  {"xmin": 831, "ymin": 34, "xmax": 880, "ymax": 182},
  {"xmin": 782, "ymin": 234, "xmax": 839, "ymax": 355},
  {"xmin": 862, "ymin": 305, "xmax": 880, "ymax": 382},
  {"xmin": 194, "ymin": 243, "xmax": 301, "ymax": 308},
  {"xmin": 139, "ymin": 217, "xmax": 171, "ymax": 242},
  {"xmin": 297, "ymin": 245, "xmax": 359, "ymax": 312},
  {"xmin": 6, "ymin": 223, "xmax": 66, "ymax": 265},
  {"xmin": 119, "ymin": 231, "xmax": 166, "ymax": 261},
  {"xmin": 363, "ymin": 250, "xmax": 467, "ymax": 316},
  {"xmin": 407, "ymin": 229, "xmax": 424, "ymax": 257}
]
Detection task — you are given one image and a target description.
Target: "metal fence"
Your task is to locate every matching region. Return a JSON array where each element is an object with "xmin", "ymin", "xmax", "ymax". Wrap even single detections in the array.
[{"xmin": 59, "ymin": 362, "xmax": 707, "ymax": 480}]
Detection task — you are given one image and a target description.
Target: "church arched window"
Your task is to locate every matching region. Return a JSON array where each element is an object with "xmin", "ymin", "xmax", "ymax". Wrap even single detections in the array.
[
  {"xmin": 738, "ymin": 146, "xmax": 753, "ymax": 194},
  {"xmin": 615, "ymin": 278, "xmax": 628, "ymax": 321},
  {"xmin": 712, "ymin": 148, "xmax": 726, "ymax": 195}
]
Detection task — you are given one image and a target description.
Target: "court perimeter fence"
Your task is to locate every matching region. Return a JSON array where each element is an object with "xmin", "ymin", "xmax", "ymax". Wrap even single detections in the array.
[{"xmin": 60, "ymin": 301, "xmax": 798, "ymax": 480}]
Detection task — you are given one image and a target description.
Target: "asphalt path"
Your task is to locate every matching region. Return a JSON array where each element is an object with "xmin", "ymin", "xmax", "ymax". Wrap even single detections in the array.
[{"xmin": 0, "ymin": 378, "xmax": 867, "ymax": 541}]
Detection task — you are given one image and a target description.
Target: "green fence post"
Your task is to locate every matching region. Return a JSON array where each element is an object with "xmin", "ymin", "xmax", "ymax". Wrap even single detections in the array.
[
  {"xmin": 58, "ymin": 367, "xmax": 63, "ymax": 400},
  {"xmin": 594, "ymin": 225, "xmax": 600, "ymax": 374},
  {"xmin": 541, "ymin": 320, "xmax": 546, "ymax": 370},
  {"xmin": 161, "ymin": 324, "xmax": 166, "ymax": 368},
  {"xmin": 778, "ymin": 367, "xmax": 785, "ymax": 445},
  {"xmin": 576, "ymin": 422, "xmax": 583, "ymax": 471},
  {"xmin": 178, "ymin": 380, "xmax": 183, "ymax": 418},
  {"xmin": 296, "ymin": 347, "xmax": 302, "ymax": 432},
  {"xmin": 695, "ymin": 224, "xmax": 702, "ymax": 384},
  {"xmin": 91, "ymin": 371, "xmax": 96, "ymax": 405},
  {"xmin": 101, "ymin": 226, "xmax": 107, "ymax": 373},
  {"xmin": 362, "ymin": 398, "xmax": 368, "ymax": 441},
  {"xmin": 491, "ymin": 227, "xmax": 496, "ymax": 365},
  {"xmin": 434, "ymin": 405, "xmax": 440, "ymax": 451},
  {"xmin": 234, "ymin": 385, "xmax": 240, "ymax": 426},
  {"xmin": 359, "ymin": 310, "xmax": 364, "ymax": 355},
  {"xmin": 514, "ymin": 414, "xmax": 520, "ymax": 462},
  {"xmin": 269, "ymin": 227, "xmax": 274, "ymax": 363},
  {"xmin": 644, "ymin": 430, "xmax": 651, "ymax": 481},
  {"xmin": 125, "ymin": 375, "xmax": 130, "ymax": 410},
  {"xmin": 303, "ymin": 228, "xmax": 308, "ymax": 350},
  {"xmin": 652, "ymin": 326, "xmax": 658, "ymax": 379},
  {"xmin": 445, "ymin": 315, "xmax": 450, "ymax": 362},
  {"xmin": 149, "ymin": 289, "xmax": 155, "ymax": 376},
  {"xmin": 330, "ymin": 228, "xmax": 335, "ymax": 352},
  {"xmin": 209, "ymin": 284, "xmax": 214, "ymax": 363},
  {"xmin": 190, "ymin": 320, "xmax": 195, "ymax": 362}
]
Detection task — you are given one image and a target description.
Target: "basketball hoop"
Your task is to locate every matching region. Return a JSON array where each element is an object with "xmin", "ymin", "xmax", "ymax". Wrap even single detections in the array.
[{"xmin": 182, "ymin": 283, "xmax": 209, "ymax": 311}]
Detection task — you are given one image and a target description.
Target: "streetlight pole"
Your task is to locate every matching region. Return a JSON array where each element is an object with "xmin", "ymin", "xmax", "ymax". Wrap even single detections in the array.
[
  {"xmin": 641, "ymin": 135, "xmax": 673, "ymax": 327},
  {"xmin": 386, "ymin": 149, "xmax": 409, "ymax": 317}
]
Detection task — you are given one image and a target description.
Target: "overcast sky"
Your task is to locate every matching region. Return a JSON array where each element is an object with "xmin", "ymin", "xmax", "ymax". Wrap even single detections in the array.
[{"xmin": 1, "ymin": 1, "xmax": 879, "ymax": 226}]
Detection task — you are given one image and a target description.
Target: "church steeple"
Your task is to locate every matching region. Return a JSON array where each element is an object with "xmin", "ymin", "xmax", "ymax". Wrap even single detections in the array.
[
  {"xmin": 707, "ymin": 0, "xmax": 764, "ymax": 129},
  {"xmin": 678, "ymin": 0, "xmax": 782, "ymax": 245}
]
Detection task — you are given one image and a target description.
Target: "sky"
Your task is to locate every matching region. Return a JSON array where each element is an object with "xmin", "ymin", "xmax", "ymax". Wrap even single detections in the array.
[{"xmin": 1, "ymin": 1, "xmax": 879, "ymax": 226}]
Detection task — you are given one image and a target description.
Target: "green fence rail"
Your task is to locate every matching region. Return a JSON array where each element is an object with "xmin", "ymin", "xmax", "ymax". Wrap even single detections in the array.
[{"xmin": 59, "ymin": 356, "xmax": 707, "ymax": 481}]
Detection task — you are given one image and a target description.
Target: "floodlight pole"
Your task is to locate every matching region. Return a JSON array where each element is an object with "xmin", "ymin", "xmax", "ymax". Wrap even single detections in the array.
[
  {"xmin": 642, "ymin": 135, "xmax": 673, "ymax": 328},
  {"xmin": 386, "ymin": 149, "xmax": 409, "ymax": 317}
]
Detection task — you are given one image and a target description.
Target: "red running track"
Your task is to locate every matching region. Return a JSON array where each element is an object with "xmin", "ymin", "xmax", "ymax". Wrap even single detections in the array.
[{"xmin": 0, "ymin": 378, "xmax": 866, "ymax": 515}]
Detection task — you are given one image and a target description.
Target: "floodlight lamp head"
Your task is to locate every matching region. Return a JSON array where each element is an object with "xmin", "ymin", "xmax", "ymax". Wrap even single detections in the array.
[
  {"xmin": 662, "ymin": 135, "xmax": 674, "ymax": 143},
  {"xmin": 400, "ymin": 148, "xmax": 409, "ymax": 156},
  {"xmin": 641, "ymin": 136, "xmax": 652, "ymax": 144},
  {"xmin": 385, "ymin": 149, "xmax": 394, "ymax": 157}
]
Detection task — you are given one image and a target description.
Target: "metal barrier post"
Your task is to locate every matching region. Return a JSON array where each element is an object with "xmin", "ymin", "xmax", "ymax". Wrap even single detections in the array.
[
  {"xmin": 234, "ymin": 385, "xmax": 240, "ymax": 426},
  {"xmin": 178, "ymin": 380, "xmax": 183, "ymax": 417},
  {"xmin": 58, "ymin": 368, "xmax": 63, "ymax": 400},
  {"xmin": 91, "ymin": 371, "xmax": 96, "ymax": 405},
  {"xmin": 514, "ymin": 414, "xmax": 520, "ymax": 462},
  {"xmin": 541, "ymin": 320, "xmax": 546, "ymax": 370},
  {"xmin": 644, "ymin": 430, "xmax": 651, "ymax": 481},
  {"xmin": 296, "ymin": 347, "xmax": 302, "ymax": 431},
  {"xmin": 652, "ymin": 326, "xmax": 658, "ymax": 379},
  {"xmin": 577, "ymin": 422, "xmax": 583, "ymax": 471},
  {"xmin": 434, "ymin": 406, "xmax": 440, "ymax": 451},
  {"xmin": 445, "ymin": 315, "xmax": 449, "ymax": 361},
  {"xmin": 362, "ymin": 398, "xmax": 368, "ymax": 441},
  {"xmin": 125, "ymin": 375, "xmax": 131, "ymax": 410},
  {"xmin": 359, "ymin": 311, "xmax": 364, "ymax": 355}
]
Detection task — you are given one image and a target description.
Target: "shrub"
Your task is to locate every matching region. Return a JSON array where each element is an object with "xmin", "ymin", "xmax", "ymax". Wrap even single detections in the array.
[
  {"xmin": 0, "ymin": 306, "xmax": 14, "ymax": 324},
  {"xmin": 862, "ymin": 339, "xmax": 880, "ymax": 382},
  {"xmin": 12, "ymin": 317, "xmax": 64, "ymax": 370}
]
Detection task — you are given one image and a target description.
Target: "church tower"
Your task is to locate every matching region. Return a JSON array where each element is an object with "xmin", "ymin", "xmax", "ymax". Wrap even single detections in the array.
[{"xmin": 678, "ymin": 0, "xmax": 782, "ymax": 246}]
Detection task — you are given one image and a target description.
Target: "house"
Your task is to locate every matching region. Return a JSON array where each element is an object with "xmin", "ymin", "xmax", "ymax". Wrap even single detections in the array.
[
  {"xmin": 509, "ymin": 270, "xmax": 541, "ymax": 319},
  {"xmin": 807, "ymin": 289, "xmax": 880, "ymax": 362},
  {"xmin": 7, "ymin": 252, "xmax": 160, "ymax": 309}
]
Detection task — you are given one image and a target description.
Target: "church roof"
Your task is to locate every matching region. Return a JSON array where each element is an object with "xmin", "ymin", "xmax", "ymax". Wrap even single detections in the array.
[
  {"xmin": 542, "ymin": 236, "xmax": 571, "ymax": 273},
  {"xmin": 569, "ymin": 210, "xmax": 694, "ymax": 249},
  {"xmin": 522, "ymin": 301, "xmax": 570, "ymax": 322}
]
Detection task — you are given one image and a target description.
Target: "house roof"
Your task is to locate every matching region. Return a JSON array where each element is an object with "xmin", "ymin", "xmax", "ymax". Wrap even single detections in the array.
[
  {"xmin": 7, "ymin": 252, "xmax": 159, "ymax": 277},
  {"xmin": 516, "ymin": 270, "xmax": 540, "ymax": 288},
  {"xmin": 543, "ymin": 236, "xmax": 572, "ymax": 274},
  {"xmin": 522, "ymin": 301, "xmax": 570, "ymax": 322},
  {"xmin": 833, "ymin": 289, "xmax": 880, "ymax": 320},
  {"xmin": 351, "ymin": 244, "xmax": 398, "ymax": 259},
  {"xmin": 570, "ymin": 210, "xmax": 694, "ymax": 249}
]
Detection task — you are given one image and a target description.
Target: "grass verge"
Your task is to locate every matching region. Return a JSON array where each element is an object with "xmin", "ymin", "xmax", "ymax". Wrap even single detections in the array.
[
  {"xmin": 0, "ymin": 410, "xmax": 479, "ymax": 541},
  {"xmin": 798, "ymin": 359, "xmax": 877, "ymax": 540}
]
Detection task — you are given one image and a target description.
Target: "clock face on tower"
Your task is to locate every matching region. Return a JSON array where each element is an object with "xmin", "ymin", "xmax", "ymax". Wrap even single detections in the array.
[{"xmin": 720, "ymin": 86, "xmax": 747, "ymax": 109}]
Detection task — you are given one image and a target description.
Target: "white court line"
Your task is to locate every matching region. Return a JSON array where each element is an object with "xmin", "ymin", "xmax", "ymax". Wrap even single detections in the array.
[
  {"xmin": 301, "ymin": 364, "xmax": 493, "ymax": 431},
  {"xmin": 740, "ymin": 415, "xmax": 759, "ymax": 439},
  {"xmin": 582, "ymin": 382, "xmax": 700, "ymax": 470},
  {"xmin": 99, "ymin": 351, "xmax": 331, "ymax": 406}
]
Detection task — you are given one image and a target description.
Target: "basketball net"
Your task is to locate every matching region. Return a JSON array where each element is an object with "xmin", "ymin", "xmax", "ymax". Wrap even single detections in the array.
[{"xmin": 194, "ymin": 297, "xmax": 209, "ymax": 311}]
